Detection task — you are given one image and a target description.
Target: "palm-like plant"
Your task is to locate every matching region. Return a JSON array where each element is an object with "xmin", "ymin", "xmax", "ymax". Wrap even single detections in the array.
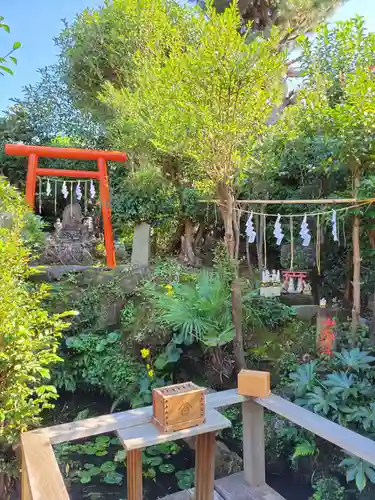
[{"xmin": 152, "ymin": 270, "xmax": 235, "ymax": 348}]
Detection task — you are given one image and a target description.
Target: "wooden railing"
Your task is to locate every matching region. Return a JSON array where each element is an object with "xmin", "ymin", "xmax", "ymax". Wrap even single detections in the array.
[{"xmin": 21, "ymin": 389, "xmax": 375, "ymax": 500}]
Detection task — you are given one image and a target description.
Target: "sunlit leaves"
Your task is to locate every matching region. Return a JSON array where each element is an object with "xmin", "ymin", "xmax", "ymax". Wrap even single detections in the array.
[
  {"xmin": 0, "ymin": 16, "xmax": 21, "ymax": 77},
  {"xmin": 100, "ymin": 0, "xmax": 286, "ymax": 189},
  {"xmin": 0, "ymin": 179, "xmax": 68, "ymax": 443}
]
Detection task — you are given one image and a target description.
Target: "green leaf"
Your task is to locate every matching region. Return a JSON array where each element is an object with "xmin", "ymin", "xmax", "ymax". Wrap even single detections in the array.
[
  {"xmin": 335, "ymin": 349, "xmax": 375, "ymax": 371},
  {"xmin": 114, "ymin": 449, "xmax": 126, "ymax": 462},
  {"xmin": 292, "ymin": 440, "xmax": 316, "ymax": 461},
  {"xmin": 103, "ymin": 471, "xmax": 123, "ymax": 484},
  {"xmin": 10, "ymin": 56, "xmax": 17, "ymax": 65},
  {"xmin": 356, "ymin": 465, "xmax": 366, "ymax": 492},
  {"xmin": 288, "ymin": 360, "xmax": 319, "ymax": 397},
  {"xmin": 78, "ymin": 470, "xmax": 93, "ymax": 484},
  {"xmin": 13, "ymin": 41, "xmax": 21, "ymax": 50},
  {"xmin": 95, "ymin": 435, "xmax": 110, "ymax": 446},
  {"xmin": 0, "ymin": 65, "xmax": 14, "ymax": 75},
  {"xmin": 101, "ymin": 461, "xmax": 116, "ymax": 473},
  {"xmin": 159, "ymin": 463, "xmax": 175, "ymax": 473},
  {"xmin": 0, "ymin": 23, "xmax": 10, "ymax": 33},
  {"xmin": 107, "ymin": 331, "xmax": 120, "ymax": 343},
  {"xmin": 147, "ymin": 456, "xmax": 163, "ymax": 467}
]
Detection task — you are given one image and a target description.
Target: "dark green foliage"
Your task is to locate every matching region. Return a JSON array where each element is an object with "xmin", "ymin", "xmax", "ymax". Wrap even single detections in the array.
[
  {"xmin": 112, "ymin": 165, "xmax": 180, "ymax": 228},
  {"xmin": 221, "ymin": 405, "xmax": 243, "ymax": 441},
  {"xmin": 310, "ymin": 476, "xmax": 345, "ymax": 500},
  {"xmin": 55, "ymin": 435, "xmax": 125, "ymax": 486},
  {"xmin": 53, "ymin": 330, "xmax": 143, "ymax": 402},
  {"xmin": 287, "ymin": 347, "xmax": 375, "ymax": 491},
  {"xmin": 175, "ymin": 468, "xmax": 195, "ymax": 490}
]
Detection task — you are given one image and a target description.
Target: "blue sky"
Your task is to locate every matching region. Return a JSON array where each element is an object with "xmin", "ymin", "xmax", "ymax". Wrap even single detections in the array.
[{"xmin": 0, "ymin": 0, "xmax": 374, "ymax": 113}]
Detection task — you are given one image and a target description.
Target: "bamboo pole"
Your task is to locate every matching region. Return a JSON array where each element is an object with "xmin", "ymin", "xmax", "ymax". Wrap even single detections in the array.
[
  {"xmin": 204, "ymin": 198, "xmax": 358, "ymax": 205},
  {"xmin": 352, "ymin": 215, "xmax": 361, "ymax": 333}
]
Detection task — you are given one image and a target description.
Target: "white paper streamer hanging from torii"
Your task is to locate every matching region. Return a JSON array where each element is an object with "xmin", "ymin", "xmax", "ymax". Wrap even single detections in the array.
[
  {"xmin": 273, "ymin": 214, "xmax": 284, "ymax": 245},
  {"xmin": 246, "ymin": 212, "xmax": 256, "ymax": 243},
  {"xmin": 300, "ymin": 214, "xmax": 311, "ymax": 247},
  {"xmin": 332, "ymin": 210, "xmax": 338, "ymax": 242}
]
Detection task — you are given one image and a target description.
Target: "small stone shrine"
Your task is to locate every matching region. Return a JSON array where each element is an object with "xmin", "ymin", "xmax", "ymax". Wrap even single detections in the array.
[{"xmin": 41, "ymin": 203, "xmax": 97, "ymax": 265}]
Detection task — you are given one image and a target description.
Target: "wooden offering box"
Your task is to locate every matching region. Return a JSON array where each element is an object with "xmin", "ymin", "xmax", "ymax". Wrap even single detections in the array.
[
  {"xmin": 238, "ymin": 369, "xmax": 271, "ymax": 398},
  {"xmin": 152, "ymin": 382, "xmax": 205, "ymax": 433}
]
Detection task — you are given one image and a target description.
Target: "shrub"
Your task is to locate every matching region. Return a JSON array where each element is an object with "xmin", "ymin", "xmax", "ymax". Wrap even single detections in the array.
[
  {"xmin": 0, "ymin": 177, "xmax": 69, "ymax": 445},
  {"xmin": 286, "ymin": 348, "xmax": 375, "ymax": 492}
]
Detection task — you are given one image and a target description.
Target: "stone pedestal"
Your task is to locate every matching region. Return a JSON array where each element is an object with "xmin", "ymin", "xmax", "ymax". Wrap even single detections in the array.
[{"xmin": 131, "ymin": 223, "xmax": 151, "ymax": 267}]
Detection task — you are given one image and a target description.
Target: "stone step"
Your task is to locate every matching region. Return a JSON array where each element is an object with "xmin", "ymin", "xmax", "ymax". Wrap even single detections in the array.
[{"xmin": 159, "ymin": 473, "xmax": 286, "ymax": 500}]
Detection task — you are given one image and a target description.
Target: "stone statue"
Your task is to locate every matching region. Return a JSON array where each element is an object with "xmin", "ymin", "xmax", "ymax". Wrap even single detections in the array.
[
  {"xmin": 61, "ymin": 203, "xmax": 83, "ymax": 231},
  {"xmin": 54, "ymin": 218, "xmax": 62, "ymax": 236},
  {"xmin": 287, "ymin": 277, "xmax": 296, "ymax": 294},
  {"xmin": 83, "ymin": 216, "xmax": 94, "ymax": 233}
]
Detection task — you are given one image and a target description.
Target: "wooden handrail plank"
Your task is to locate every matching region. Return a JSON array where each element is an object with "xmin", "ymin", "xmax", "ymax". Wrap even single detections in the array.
[
  {"xmin": 44, "ymin": 390, "xmax": 244, "ymax": 444},
  {"xmin": 38, "ymin": 388, "xmax": 375, "ymax": 467},
  {"xmin": 21, "ymin": 433, "xmax": 69, "ymax": 500},
  {"xmin": 255, "ymin": 394, "xmax": 375, "ymax": 466}
]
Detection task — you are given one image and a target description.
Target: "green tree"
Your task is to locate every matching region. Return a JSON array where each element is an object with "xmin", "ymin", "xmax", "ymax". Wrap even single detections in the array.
[
  {"xmin": 256, "ymin": 17, "xmax": 375, "ymax": 330},
  {"xmin": 13, "ymin": 65, "xmax": 103, "ymax": 141},
  {"xmin": 101, "ymin": 1, "xmax": 286, "ymax": 368},
  {"xmin": 0, "ymin": 16, "xmax": 20, "ymax": 77}
]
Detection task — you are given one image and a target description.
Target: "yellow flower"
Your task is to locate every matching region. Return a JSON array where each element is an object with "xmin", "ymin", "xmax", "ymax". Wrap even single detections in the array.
[
  {"xmin": 146, "ymin": 363, "xmax": 150, "ymax": 369},
  {"xmin": 165, "ymin": 284, "xmax": 174, "ymax": 296},
  {"xmin": 140, "ymin": 348, "xmax": 150, "ymax": 359},
  {"xmin": 147, "ymin": 369, "xmax": 154, "ymax": 378}
]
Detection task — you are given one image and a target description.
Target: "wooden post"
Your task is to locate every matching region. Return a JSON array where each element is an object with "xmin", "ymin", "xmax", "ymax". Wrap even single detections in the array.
[
  {"xmin": 352, "ymin": 214, "xmax": 361, "ymax": 333},
  {"xmin": 127, "ymin": 449, "xmax": 142, "ymax": 500},
  {"xmin": 242, "ymin": 399, "xmax": 265, "ymax": 487},
  {"xmin": 21, "ymin": 451, "xmax": 31, "ymax": 500},
  {"xmin": 195, "ymin": 431, "xmax": 216, "ymax": 500}
]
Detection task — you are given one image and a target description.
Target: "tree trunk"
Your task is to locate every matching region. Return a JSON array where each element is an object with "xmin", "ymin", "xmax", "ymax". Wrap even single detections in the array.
[
  {"xmin": 180, "ymin": 218, "xmax": 200, "ymax": 266},
  {"xmin": 256, "ymin": 206, "xmax": 265, "ymax": 270},
  {"xmin": 193, "ymin": 223, "xmax": 204, "ymax": 252},
  {"xmin": 352, "ymin": 214, "xmax": 361, "ymax": 334},
  {"xmin": 217, "ymin": 183, "xmax": 246, "ymax": 371},
  {"xmin": 232, "ymin": 277, "xmax": 246, "ymax": 370}
]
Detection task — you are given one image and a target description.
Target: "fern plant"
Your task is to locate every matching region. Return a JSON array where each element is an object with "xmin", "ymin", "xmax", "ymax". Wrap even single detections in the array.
[{"xmin": 292, "ymin": 439, "xmax": 318, "ymax": 463}]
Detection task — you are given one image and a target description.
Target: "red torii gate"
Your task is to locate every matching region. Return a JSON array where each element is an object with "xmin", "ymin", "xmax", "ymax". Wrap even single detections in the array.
[{"xmin": 5, "ymin": 144, "xmax": 128, "ymax": 268}]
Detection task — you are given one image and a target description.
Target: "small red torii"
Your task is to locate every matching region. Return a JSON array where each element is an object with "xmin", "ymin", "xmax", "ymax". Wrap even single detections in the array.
[{"xmin": 5, "ymin": 144, "xmax": 127, "ymax": 268}]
